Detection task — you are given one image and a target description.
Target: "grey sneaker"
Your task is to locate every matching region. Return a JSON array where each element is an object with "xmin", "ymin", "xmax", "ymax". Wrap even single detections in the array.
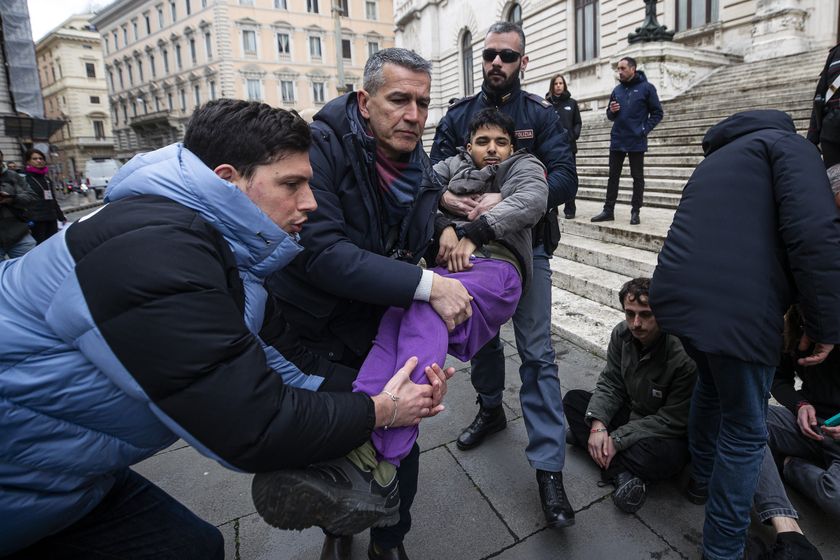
[
  {"xmin": 612, "ymin": 470, "xmax": 647, "ymax": 513},
  {"xmin": 252, "ymin": 456, "xmax": 400, "ymax": 536}
]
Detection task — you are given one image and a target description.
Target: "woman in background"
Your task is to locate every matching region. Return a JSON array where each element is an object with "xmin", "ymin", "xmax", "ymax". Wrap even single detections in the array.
[
  {"xmin": 22, "ymin": 148, "xmax": 65, "ymax": 244},
  {"xmin": 546, "ymin": 74, "xmax": 581, "ymax": 219}
]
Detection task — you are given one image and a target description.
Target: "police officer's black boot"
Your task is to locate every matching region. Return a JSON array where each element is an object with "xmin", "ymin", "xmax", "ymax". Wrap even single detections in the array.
[{"xmin": 456, "ymin": 397, "xmax": 506, "ymax": 450}]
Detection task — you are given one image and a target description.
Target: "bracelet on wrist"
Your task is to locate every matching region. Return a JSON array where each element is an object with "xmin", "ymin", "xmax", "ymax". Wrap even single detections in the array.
[
  {"xmin": 379, "ymin": 391, "xmax": 399, "ymax": 430},
  {"xmin": 796, "ymin": 400, "xmax": 810, "ymax": 411},
  {"xmin": 590, "ymin": 428, "xmax": 607, "ymax": 433}
]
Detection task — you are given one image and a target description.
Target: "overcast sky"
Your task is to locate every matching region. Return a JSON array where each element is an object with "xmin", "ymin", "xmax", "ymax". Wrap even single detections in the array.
[{"xmin": 28, "ymin": 0, "xmax": 103, "ymax": 43}]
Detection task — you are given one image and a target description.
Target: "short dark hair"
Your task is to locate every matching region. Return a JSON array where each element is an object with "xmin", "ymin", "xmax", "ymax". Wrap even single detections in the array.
[
  {"xmin": 467, "ymin": 108, "xmax": 516, "ymax": 149},
  {"xmin": 486, "ymin": 21, "xmax": 526, "ymax": 54},
  {"xmin": 25, "ymin": 148, "xmax": 46, "ymax": 163},
  {"xmin": 363, "ymin": 48, "xmax": 432, "ymax": 97},
  {"xmin": 183, "ymin": 99, "xmax": 311, "ymax": 181},
  {"xmin": 620, "ymin": 56, "xmax": 637, "ymax": 70},
  {"xmin": 619, "ymin": 277, "xmax": 650, "ymax": 309}
]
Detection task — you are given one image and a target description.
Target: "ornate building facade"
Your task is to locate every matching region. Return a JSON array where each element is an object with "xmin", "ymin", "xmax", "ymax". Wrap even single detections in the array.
[
  {"xmin": 394, "ymin": 0, "xmax": 840, "ymax": 132},
  {"xmin": 92, "ymin": 0, "xmax": 395, "ymax": 161},
  {"xmin": 37, "ymin": 14, "xmax": 115, "ymax": 184}
]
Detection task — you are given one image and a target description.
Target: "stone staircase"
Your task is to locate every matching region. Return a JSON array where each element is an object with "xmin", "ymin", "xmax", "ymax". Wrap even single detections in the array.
[
  {"xmin": 550, "ymin": 50, "xmax": 827, "ymax": 358},
  {"xmin": 574, "ymin": 49, "xmax": 826, "ymax": 210}
]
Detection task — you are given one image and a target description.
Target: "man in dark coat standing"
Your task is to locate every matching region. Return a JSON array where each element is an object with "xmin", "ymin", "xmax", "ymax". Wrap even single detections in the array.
[
  {"xmin": 807, "ymin": 43, "xmax": 840, "ymax": 168},
  {"xmin": 269, "ymin": 48, "xmax": 472, "ymax": 560},
  {"xmin": 650, "ymin": 110, "xmax": 840, "ymax": 560},
  {"xmin": 430, "ymin": 21, "xmax": 578, "ymax": 531},
  {"xmin": 592, "ymin": 56, "xmax": 663, "ymax": 225}
]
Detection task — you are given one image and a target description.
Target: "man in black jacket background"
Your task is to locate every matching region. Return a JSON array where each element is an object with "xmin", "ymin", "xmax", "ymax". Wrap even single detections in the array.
[
  {"xmin": 651, "ymin": 110, "xmax": 840, "ymax": 560},
  {"xmin": 807, "ymin": 43, "xmax": 840, "ymax": 168}
]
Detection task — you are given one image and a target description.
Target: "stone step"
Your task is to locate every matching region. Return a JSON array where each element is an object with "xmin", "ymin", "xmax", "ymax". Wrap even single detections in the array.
[
  {"xmin": 581, "ymin": 117, "xmax": 810, "ymax": 140},
  {"xmin": 579, "ymin": 103, "xmax": 811, "ymax": 132},
  {"xmin": 576, "ymin": 154, "xmax": 704, "ymax": 167},
  {"xmin": 577, "ymin": 176, "xmax": 685, "ymax": 192},
  {"xmin": 578, "ymin": 165, "xmax": 693, "ymax": 180},
  {"xmin": 576, "ymin": 145, "xmax": 701, "ymax": 157},
  {"xmin": 555, "ymin": 233, "xmax": 658, "ymax": 278},
  {"xmin": 549, "ymin": 255, "xmax": 631, "ymax": 310},
  {"xmin": 560, "ymin": 199, "xmax": 672, "ymax": 252},
  {"xmin": 576, "ymin": 187, "xmax": 682, "ymax": 208},
  {"xmin": 550, "ymin": 287, "xmax": 624, "ymax": 359}
]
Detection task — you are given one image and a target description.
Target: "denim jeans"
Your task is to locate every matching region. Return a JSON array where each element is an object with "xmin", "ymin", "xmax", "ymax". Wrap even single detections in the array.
[
  {"xmin": 759, "ymin": 405, "xmax": 840, "ymax": 520},
  {"xmin": 682, "ymin": 340, "xmax": 776, "ymax": 560},
  {"xmin": 469, "ymin": 246, "xmax": 566, "ymax": 472},
  {"xmin": 0, "ymin": 234, "xmax": 36, "ymax": 260},
  {"xmin": 605, "ymin": 151, "xmax": 645, "ymax": 212},
  {"xmin": 7, "ymin": 468, "xmax": 224, "ymax": 560}
]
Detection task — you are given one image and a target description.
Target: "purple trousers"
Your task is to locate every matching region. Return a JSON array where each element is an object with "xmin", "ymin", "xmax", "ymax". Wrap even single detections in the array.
[{"xmin": 353, "ymin": 260, "xmax": 522, "ymax": 465}]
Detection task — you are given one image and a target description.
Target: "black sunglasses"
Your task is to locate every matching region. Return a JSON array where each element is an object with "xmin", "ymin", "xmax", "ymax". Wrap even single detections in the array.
[{"xmin": 482, "ymin": 48, "xmax": 522, "ymax": 63}]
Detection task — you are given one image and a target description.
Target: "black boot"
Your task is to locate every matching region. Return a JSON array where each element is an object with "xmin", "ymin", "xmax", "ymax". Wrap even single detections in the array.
[
  {"xmin": 456, "ymin": 397, "xmax": 506, "ymax": 450},
  {"xmin": 591, "ymin": 210, "xmax": 615, "ymax": 222},
  {"xmin": 320, "ymin": 535, "xmax": 353, "ymax": 560},
  {"xmin": 537, "ymin": 470, "xmax": 575, "ymax": 528},
  {"xmin": 630, "ymin": 210, "xmax": 640, "ymax": 225}
]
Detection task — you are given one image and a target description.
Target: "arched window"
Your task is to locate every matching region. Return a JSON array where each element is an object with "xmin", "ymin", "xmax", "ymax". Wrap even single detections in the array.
[
  {"xmin": 462, "ymin": 32, "xmax": 474, "ymax": 96},
  {"xmin": 507, "ymin": 3, "xmax": 522, "ymax": 26}
]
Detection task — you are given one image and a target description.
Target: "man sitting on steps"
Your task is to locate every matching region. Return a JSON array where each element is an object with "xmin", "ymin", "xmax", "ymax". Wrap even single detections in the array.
[{"xmin": 563, "ymin": 277, "xmax": 697, "ymax": 513}]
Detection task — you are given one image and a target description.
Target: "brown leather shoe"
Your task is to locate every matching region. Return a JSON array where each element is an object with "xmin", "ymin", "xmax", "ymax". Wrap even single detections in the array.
[
  {"xmin": 320, "ymin": 535, "xmax": 352, "ymax": 560},
  {"xmin": 368, "ymin": 541, "xmax": 409, "ymax": 560}
]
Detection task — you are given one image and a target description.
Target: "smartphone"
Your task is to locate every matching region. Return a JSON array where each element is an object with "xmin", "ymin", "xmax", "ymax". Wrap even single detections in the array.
[{"xmin": 824, "ymin": 412, "xmax": 840, "ymax": 427}]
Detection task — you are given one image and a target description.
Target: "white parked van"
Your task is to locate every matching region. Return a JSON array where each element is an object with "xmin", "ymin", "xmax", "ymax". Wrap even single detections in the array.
[{"xmin": 85, "ymin": 159, "xmax": 122, "ymax": 198}]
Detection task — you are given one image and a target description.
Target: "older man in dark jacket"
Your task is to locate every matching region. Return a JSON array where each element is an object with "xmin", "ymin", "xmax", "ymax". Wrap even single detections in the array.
[
  {"xmin": 592, "ymin": 56, "xmax": 663, "ymax": 225},
  {"xmin": 650, "ymin": 110, "xmax": 840, "ymax": 560},
  {"xmin": 0, "ymin": 151, "xmax": 38, "ymax": 259},
  {"xmin": 269, "ymin": 48, "xmax": 471, "ymax": 560}
]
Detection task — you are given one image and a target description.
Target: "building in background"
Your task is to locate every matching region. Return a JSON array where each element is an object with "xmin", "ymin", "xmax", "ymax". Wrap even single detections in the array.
[
  {"xmin": 395, "ymin": 0, "xmax": 840, "ymax": 136},
  {"xmin": 91, "ymin": 0, "xmax": 395, "ymax": 161},
  {"xmin": 0, "ymin": 0, "xmax": 65, "ymax": 167},
  {"xmin": 37, "ymin": 14, "xmax": 114, "ymax": 185}
]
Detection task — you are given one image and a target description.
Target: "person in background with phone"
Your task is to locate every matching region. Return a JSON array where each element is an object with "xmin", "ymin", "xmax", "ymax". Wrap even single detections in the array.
[{"xmin": 591, "ymin": 57, "xmax": 662, "ymax": 226}]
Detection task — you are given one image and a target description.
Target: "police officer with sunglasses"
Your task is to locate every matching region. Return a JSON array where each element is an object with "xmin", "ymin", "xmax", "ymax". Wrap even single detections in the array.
[{"xmin": 430, "ymin": 20, "xmax": 578, "ymax": 531}]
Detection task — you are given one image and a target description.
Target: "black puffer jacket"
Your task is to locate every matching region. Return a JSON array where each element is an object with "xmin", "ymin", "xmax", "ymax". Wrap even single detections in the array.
[
  {"xmin": 547, "ymin": 91, "xmax": 582, "ymax": 153},
  {"xmin": 269, "ymin": 93, "xmax": 445, "ymax": 364},
  {"xmin": 23, "ymin": 171, "xmax": 65, "ymax": 223},
  {"xmin": 0, "ymin": 166, "xmax": 37, "ymax": 247},
  {"xmin": 651, "ymin": 110, "xmax": 840, "ymax": 366},
  {"xmin": 807, "ymin": 43, "xmax": 840, "ymax": 146}
]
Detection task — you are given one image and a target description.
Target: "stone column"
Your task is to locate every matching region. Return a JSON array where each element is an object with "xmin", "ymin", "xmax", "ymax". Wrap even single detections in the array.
[{"xmin": 744, "ymin": 0, "xmax": 811, "ymax": 62}]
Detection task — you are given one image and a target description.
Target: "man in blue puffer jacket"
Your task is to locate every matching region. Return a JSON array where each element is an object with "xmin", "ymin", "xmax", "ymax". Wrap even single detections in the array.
[
  {"xmin": 0, "ymin": 99, "xmax": 449, "ymax": 558},
  {"xmin": 591, "ymin": 56, "xmax": 663, "ymax": 225}
]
